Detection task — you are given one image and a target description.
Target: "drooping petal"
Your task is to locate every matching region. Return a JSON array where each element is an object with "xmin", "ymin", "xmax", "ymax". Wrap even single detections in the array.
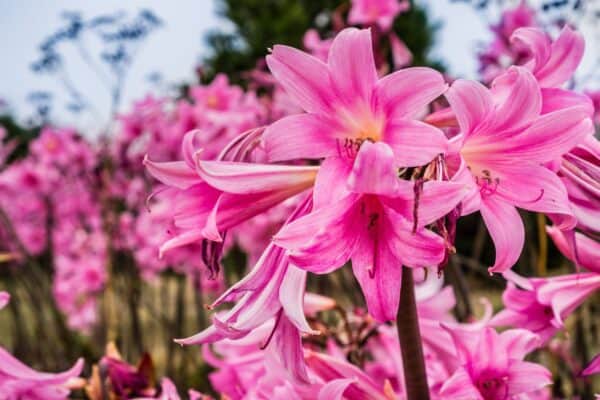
[
  {"xmin": 347, "ymin": 141, "xmax": 399, "ymax": 196},
  {"xmin": 479, "ymin": 196, "xmax": 525, "ymax": 273},
  {"xmin": 445, "ymin": 79, "xmax": 493, "ymax": 136},
  {"xmin": 266, "ymin": 45, "xmax": 334, "ymax": 113},
  {"xmin": 143, "ymin": 156, "xmax": 200, "ymax": 189},
  {"xmin": 195, "ymin": 158, "xmax": 318, "ymax": 194},
  {"xmin": 386, "ymin": 208, "xmax": 446, "ymax": 268},
  {"xmin": 350, "ymin": 228, "xmax": 402, "ymax": 322},
  {"xmin": 262, "ymin": 114, "xmax": 342, "ymax": 162},
  {"xmin": 385, "ymin": 180, "xmax": 467, "ymax": 228},
  {"xmin": 374, "ymin": 67, "xmax": 447, "ymax": 120},
  {"xmin": 274, "ymin": 194, "xmax": 361, "ymax": 273},
  {"xmin": 383, "ymin": 119, "xmax": 448, "ymax": 167},
  {"xmin": 489, "ymin": 66, "xmax": 541, "ymax": 133},
  {"xmin": 327, "ymin": 28, "xmax": 378, "ymax": 105},
  {"xmin": 268, "ymin": 314, "xmax": 310, "ymax": 384},
  {"xmin": 511, "ymin": 27, "xmax": 551, "ymax": 72},
  {"xmin": 279, "ymin": 265, "xmax": 319, "ymax": 334},
  {"xmin": 535, "ymin": 26, "xmax": 584, "ymax": 88}
]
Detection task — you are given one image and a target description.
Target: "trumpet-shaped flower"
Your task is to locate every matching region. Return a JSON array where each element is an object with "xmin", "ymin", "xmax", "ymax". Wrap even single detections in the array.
[
  {"xmin": 491, "ymin": 272, "xmax": 600, "ymax": 341},
  {"xmin": 264, "ymin": 28, "xmax": 448, "ymax": 170},
  {"xmin": 275, "ymin": 141, "xmax": 465, "ymax": 322},
  {"xmin": 144, "ymin": 129, "xmax": 318, "ymax": 256},
  {"xmin": 440, "ymin": 326, "xmax": 551, "ymax": 400},
  {"xmin": 446, "ymin": 67, "xmax": 593, "ymax": 272}
]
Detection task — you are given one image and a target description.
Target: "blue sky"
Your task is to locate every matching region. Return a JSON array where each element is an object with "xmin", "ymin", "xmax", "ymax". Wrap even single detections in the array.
[{"xmin": 3, "ymin": 0, "xmax": 591, "ymax": 136}]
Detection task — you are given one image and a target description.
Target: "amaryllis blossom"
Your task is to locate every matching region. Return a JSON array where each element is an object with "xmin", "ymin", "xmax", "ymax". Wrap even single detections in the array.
[
  {"xmin": 144, "ymin": 129, "xmax": 318, "ymax": 256},
  {"xmin": 491, "ymin": 272, "xmax": 600, "ymax": 342},
  {"xmin": 348, "ymin": 0, "xmax": 409, "ymax": 31},
  {"xmin": 445, "ymin": 66, "xmax": 592, "ymax": 272},
  {"xmin": 440, "ymin": 325, "xmax": 551, "ymax": 400},
  {"xmin": 275, "ymin": 141, "xmax": 465, "ymax": 322},
  {"xmin": 264, "ymin": 28, "xmax": 448, "ymax": 170},
  {"xmin": 511, "ymin": 26, "xmax": 584, "ymax": 89}
]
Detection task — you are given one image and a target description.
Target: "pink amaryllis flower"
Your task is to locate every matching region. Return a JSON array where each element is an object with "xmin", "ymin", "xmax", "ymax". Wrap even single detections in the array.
[
  {"xmin": 445, "ymin": 66, "xmax": 593, "ymax": 272},
  {"xmin": 274, "ymin": 141, "xmax": 465, "ymax": 322},
  {"xmin": 144, "ymin": 129, "xmax": 318, "ymax": 257},
  {"xmin": 511, "ymin": 26, "xmax": 584, "ymax": 89},
  {"xmin": 348, "ymin": 0, "xmax": 409, "ymax": 31},
  {"xmin": 264, "ymin": 28, "xmax": 448, "ymax": 170},
  {"xmin": 440, "ymin": 325, "xmax": 551, "ymax": 400},
  {"xmin": 491, "ymin": 272, "xmax": 600, "ymax": 342}
]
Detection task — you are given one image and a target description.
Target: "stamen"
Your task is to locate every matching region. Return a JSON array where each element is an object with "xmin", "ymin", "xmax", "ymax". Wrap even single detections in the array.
[{"xmin": 260, "ymin": 308, "xmax": 283, "ymax": 350}]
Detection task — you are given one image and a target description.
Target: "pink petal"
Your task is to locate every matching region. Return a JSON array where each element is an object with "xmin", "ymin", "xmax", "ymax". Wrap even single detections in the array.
[
  {"xmin": 267, "ymin": 45, "xmax": 334, "ymax": 113},
  {"xmin": 269, "ymin": 314, "xmax": 310, "ymax": 384},
  {"xmin": 511, "ymin": 28, "xmax": 551, "ymax": 72},
  {"xmin": 263, "ymin": 114, "xmax": 342, "ymax": 162},
  {"xmin": 386, "ymin": 208, "xmax": 446, "ymax": 268},
  {"xmin": 143, "ymin": 157, "xmax": 200, "ymax": 189},
  {"xmin": 445, "ymin": 79, "xmax": 493, "ymax": 136},
  {"xmin": 491, "ymin": 163, "xmax": 575, "ymax": 229},
  {"xmin": 195, "ymin": 159, "xmax": 318, "ymax": 194},
  {"xmin": 383, "ymin": 119, "xmax": 448, "ymax": 167},
  {"xmin": 374, "ymin": 67, "xmax": 447, "ymax": 120},
  {"xmin": 0, "ymin": 291, "xmax": 9, "ymax": 310},
  {"xmin": 350, "ymin": 229, "xmax": 402, "ymax": 322},
  {"xmin": 541, "ymin": 87, "xmax": 594, "ymax": 115},
  {"xmin": 279, "ymin": 265, "xmax": 318, "ymax": 334},
  {"xmin": 327, "ymin": 28, "xmax": 378, "ymax": 105},
  {"xmin": 507, "ymin": 361, "xmax": 552, "ymax": 396},
  {"xmin": 480, "ymin": 196, "xmax": 524, "ymax": 273},
  {"xmin": 390, "ymin": 32, "xmax": 413, "ymax": 68},
  {"xmin": 318, "ymin": 378, "xmax": 357, "ymax": 400},
  {"xmin": 405, "ymin": 180, "xmax": 467, "ymax": 227},
  {"xmin": 490, "ymin": 66, "xmax": 541, "ymax": 133},
  {"xmin": 499, "ymin": 329, "xmax": 541, "ymax": 359},
  {"xmin": 496, "ymin": 106, "xmax": 593, "ymax": 163},
  {"xmin": 582, "ymin": 353, "xmax": 600, "ymax": 376},
  {"xmin": 440, "ymin": 368, "xmax": 481, "ymax": 399},
  {"xmin": 547, "ymin": 227, "xmax": 600, "ymax": 273},
  {"xmin": 535, "ymin": 26, "xmax": 584, "ymax": 88},
  {"xmin": 313, "ymin": 156, "xmax": 353, "ymax": 209},
  {"xmin": 274, "ymin": 194, "xmax": 362, "ymax": 273},
  {"xmin": 347, "ymin": 141, "xmax": 399, "ymax": 196}
]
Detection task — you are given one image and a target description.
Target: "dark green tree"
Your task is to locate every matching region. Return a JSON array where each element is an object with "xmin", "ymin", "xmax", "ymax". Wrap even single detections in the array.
[{"xmin": 202, "ymin": 0, "xmax": 442, "ymax": 85}]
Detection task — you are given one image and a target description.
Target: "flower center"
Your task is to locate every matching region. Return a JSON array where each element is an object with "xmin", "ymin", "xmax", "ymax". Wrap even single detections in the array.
[{"xmin": 476, "ymin": 371, "xmax": 509, "ymax": 400}]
